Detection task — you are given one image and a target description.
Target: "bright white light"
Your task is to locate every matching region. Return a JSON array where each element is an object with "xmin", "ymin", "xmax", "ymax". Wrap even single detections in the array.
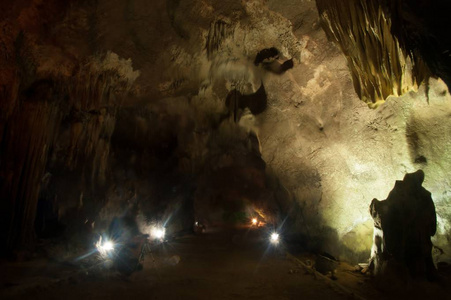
[
  {"xmin": 252, "ymin": 218, "xmax": 258, "ymax": 225},
  {"xmin": 152, "ymin": 227, "xmax": 165, "ymax": 239},
  {"xmin": 270, "ymin": 233, "xmax": 279, "ymax": 244},
  {"xmin": 96, "ymin": 237, "xmax": 114, "ymax": 256},
  {"xmin": 102, "ymin": 241, "xmax": 114, "ymax": 251}
]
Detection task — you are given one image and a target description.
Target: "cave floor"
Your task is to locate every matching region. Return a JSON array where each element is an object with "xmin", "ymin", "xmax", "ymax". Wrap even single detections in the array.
[
  {"xmin": 2, "ymin": 228, "xmax": 349, "ymax": 300},
  {"xmin": 1, "ymin": 227, "xmax": 450, "ymax": 299}
]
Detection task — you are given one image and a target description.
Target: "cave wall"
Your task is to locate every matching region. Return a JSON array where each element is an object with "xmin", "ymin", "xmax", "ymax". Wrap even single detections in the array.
[
  {"xmin": 0, "ymin": 0, "xmax": 139, "ymax": 254},
  {"xmin": 1, "ymin": 0, "xmax": 451, "ymax": 264},
  {"xmin": 263, "ymin": 0, "xmax": 451, "ymax": 262}
]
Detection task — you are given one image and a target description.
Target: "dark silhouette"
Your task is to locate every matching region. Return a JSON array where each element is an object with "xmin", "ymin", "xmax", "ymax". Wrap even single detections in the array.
[
  {"xmin": 254, "ymin": 47, "xmax": 280, "ymax": 66},
  {"xmin": 369, "ymin": 170, "xmax": 437, "ymax": 281},
  {"xmin": 225, "ymin": 83, "xmax": 267, "ymax": 122},
  {"xmin": 254, "ymin": 47, "xmax": 294, "ymax": 74}
]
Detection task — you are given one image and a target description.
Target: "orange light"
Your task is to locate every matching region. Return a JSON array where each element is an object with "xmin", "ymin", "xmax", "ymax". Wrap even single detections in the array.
[{"xmin": 252, "ymin": 218, "xmax": 258, "ymax": 225}]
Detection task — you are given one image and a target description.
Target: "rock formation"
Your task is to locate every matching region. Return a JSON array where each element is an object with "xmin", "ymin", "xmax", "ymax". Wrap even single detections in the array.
[
  {"xmin": 370, "ymin": 170, "xmax": 437, "ymax": 281},
  {"xmin": 316, "ymin": 0, "xmax": 429, "ymax": 107}
]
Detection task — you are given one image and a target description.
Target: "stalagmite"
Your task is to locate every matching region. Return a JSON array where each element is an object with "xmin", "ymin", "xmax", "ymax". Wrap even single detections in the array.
[{"xmin": 369, "ymin": 170, "xmax": 437, "ymax": 281}]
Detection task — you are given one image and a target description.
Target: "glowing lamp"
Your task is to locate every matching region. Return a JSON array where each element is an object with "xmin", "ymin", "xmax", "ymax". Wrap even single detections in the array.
[
  {"xmin": 101, "ymin": 241, "xmax": 114, "ymax": 251},
  {"xmin": 270, "ymin": 233, "xmax": 280, "ymax": 244},
  {"xmin": 152, "ymin": 227, "xmax": 166, "ymax": 240},
  {"xmin": 96, "ymin": 237, "xmax": 115, "ymax": 256}
]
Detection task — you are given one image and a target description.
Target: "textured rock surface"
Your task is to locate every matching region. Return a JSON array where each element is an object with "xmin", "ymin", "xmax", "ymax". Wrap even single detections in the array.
[
  {"xmin": 0, "ymin": 1, "xmax": 140, "ymax": 253},
  {"xmin": 1, "ymin": 0, "xmax": 450, "ymax": 264},
  {"xmin": 316, "ymin": 0, "xmax": 429, "ymax": 107}
]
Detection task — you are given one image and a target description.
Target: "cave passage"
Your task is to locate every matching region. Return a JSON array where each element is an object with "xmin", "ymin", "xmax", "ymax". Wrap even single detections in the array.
[
  {"xmin": 2, "ymin": 227, "xmax": 356, "ymax": 300},
  {"xmin": 2, "ymin": 0, "xmax": 451, "ymax": 299}
]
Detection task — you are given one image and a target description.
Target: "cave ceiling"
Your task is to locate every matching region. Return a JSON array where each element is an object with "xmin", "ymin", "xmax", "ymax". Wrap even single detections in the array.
[{"xmin": 1, "ymin": 0, "xmax": 451, "ymax": 263}]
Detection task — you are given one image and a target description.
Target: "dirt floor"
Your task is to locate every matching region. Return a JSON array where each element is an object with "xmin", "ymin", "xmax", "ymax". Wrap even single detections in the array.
[{"xmin": 1, "ymin": 227, "xmax": 450, "ymax": 299}]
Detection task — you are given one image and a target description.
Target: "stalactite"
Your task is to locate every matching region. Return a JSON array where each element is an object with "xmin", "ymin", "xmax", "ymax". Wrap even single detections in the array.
[
  {"xmin": 206, "ymin": 19, "xmax": 233, "ymax": 59},
  {"xmin": 316, "ymin": 0, "xmax": 430, "ymax": 107}
]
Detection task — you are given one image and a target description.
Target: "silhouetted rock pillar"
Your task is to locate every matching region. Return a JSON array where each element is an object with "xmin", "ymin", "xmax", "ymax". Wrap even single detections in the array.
[{"xmin": 369, "ymin": 170, "xmax": 437, "ymax": 281}]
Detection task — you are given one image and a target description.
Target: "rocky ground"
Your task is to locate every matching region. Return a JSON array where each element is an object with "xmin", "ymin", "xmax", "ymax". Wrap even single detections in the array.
[{"xmin": 2, "ymin": 226, "xmax": 450, "ymax": 299}]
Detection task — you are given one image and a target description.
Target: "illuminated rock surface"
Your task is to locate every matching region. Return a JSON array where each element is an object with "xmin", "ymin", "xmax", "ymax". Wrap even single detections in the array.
[
  {"xmin": 316, "ymin": 0, "xmax": 428, "ymax": 106},
  {"xmin": 1, "ymin": 0, "xmax": 451, "ymax": 269}
]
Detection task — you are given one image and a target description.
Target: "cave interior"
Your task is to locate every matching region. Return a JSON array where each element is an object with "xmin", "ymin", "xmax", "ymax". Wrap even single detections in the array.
[{"xmin": 1, "ymin": 0, "xmax": 451, "ymax": 299}]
